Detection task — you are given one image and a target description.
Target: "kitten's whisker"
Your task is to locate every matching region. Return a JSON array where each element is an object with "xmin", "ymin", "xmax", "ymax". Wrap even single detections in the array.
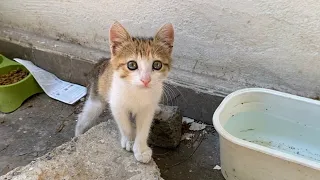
[
  {"xmin": 167, "ymin": 84, "xmax": 187, "ymax": 103},
  {"xmin": 162, "ymin": 86, "xmax": 169, "ymax": 106},
  {"xmin": 162, "ymin": 86, "xmax": 171, "ymax": 106},
  {"xmin": 153, "ymin": 80, "xmax": 178, "ymax": 106},
  {"xmin": 162, "ymin": 87, "xmax": 170, "ymax": 106},
  {"xmin": 163, "ymin": 84, "xmax": 177, "ymax": 106},
  {"xmin": 163, "ymin": 85, "xmax": 175, "ymax": 106}
]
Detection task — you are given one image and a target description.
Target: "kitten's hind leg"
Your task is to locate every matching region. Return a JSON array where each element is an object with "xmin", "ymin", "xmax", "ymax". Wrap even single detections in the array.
[{"xmin": 75, "ymin": 96, "xmax": 105, "ymax": 136}]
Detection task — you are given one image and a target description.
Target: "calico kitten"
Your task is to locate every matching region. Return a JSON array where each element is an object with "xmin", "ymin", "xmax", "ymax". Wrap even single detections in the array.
[{"xmin": 75, "ymin": 21, "xmax": 174, "ymax": 163}]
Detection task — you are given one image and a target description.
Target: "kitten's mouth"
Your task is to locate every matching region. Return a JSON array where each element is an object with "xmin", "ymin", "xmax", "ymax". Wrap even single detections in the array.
[{"xmin": 139, "ymin": 84, "xmax": 150, "ymax": 88}]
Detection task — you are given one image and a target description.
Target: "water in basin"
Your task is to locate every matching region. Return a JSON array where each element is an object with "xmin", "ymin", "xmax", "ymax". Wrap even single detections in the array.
[{"xmin": 224, "ymin": 110, "xmax": 320, "ymax": 163}]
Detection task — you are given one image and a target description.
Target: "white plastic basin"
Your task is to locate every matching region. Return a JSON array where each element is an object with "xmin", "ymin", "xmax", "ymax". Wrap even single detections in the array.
[{"xmin": 213, "ymin": 88, "xmax": 320, "ymax": 180}]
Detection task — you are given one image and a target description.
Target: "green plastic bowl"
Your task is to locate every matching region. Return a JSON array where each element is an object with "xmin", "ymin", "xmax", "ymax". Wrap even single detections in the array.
[{"xmin": 0, "ymin": 55, "xmax": 43, "ymax": 113}]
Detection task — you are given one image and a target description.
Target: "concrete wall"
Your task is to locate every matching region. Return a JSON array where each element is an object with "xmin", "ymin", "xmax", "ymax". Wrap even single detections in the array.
[{"xmin": 1, "ymin": 0, "xmax": 320, "ymax": 97}]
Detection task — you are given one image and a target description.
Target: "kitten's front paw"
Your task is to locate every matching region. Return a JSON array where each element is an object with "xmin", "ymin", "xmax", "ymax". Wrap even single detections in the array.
[
  {"xmin": 133, "ymin": 146, "xmax": 152, "ymax": 163},
  {"xmin": 121, "ymin": 136, "xmax": 134, "ymax": 152}
]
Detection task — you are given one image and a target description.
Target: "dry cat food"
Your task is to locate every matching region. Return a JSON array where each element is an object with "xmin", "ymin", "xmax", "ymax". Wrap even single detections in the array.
[{"xmin": 0, "ymin": 68, "xmax": 29, "ymax": 85}]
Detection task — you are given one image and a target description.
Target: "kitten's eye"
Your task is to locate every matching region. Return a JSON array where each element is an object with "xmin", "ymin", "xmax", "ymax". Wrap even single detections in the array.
[
  {"xmin": 127, "ymin": 61, "xmax": 138, "ymax": 70},
  {"xmin": 152, "ymin": 60, "xmax": 162, "ymax": 70}
]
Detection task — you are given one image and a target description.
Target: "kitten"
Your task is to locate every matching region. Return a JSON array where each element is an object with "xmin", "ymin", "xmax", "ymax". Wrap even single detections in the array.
[{"xmin": 75, "ymin": 21, "xmax": 174, "ymax": 163}]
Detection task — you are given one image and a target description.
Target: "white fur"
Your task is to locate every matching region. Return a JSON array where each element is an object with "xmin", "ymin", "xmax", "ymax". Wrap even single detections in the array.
[
  {"xmin": 109, "ymin": 72, "xmax": 163, "ymax": 163},
  {"xmin": 75, "ymin": 60, "xmax": 165, "ymax": 164},
  {"xmin": 75, "ymin": 95, "xmax": 104, "ymax": 136}
]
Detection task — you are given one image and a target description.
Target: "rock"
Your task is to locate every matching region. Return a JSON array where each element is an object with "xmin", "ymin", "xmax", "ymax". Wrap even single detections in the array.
[
  {"xmin": 32, "ymin": 152, "xmax": 38, "ymax": 157},
  {"xmin": 0, "ymin": 114, "xmax": 6, "ymax": 124},
  {"xmin": 1, "ymin": 121, "xmax": 163, "ymax": 180},
  {"xmin": 149, "ymin": 104, "xmax": 182, "ymax": 148}
]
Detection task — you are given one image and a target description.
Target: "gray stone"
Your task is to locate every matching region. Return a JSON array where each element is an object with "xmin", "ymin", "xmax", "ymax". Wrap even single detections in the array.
[
  {"xmin": 149, "ymin": 105, "xmax": 182, "ymax": 149},
  {"xmin": 0, "ymin": 121, "xmax": 163, "ymax": 180}
]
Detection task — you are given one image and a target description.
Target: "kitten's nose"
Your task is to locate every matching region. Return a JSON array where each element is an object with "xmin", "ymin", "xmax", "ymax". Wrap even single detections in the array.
[{"xmin": 140, "ymin": 77, "xmax": 151, "ymax": 86}]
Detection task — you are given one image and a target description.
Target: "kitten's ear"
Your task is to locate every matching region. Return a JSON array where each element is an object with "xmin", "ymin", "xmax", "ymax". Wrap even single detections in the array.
[
  {"xmin": 154, "ymin": 23, "xmax": 174, "ymax": 53},
  {"xmin": 109, "ymin": 21, "xmax": 130, "ymax": 56}
]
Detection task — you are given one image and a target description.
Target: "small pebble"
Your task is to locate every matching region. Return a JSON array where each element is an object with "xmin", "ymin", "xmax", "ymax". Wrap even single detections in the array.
[
  {"xmin": 19, "ymin": 118, "xmax": 23, "ymax": 120},
  {"xmin": 46, "ymin": 156, "xmax": 52, "ymax": 160},
  {"xmin": 19, "ymin": 152, "xmax": 27, "ymax": 156}
]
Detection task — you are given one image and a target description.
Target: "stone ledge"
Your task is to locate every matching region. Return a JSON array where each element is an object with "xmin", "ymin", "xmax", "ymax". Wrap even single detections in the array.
[{"xmin": 1, "ymin": 121, "xmax": 163, "ymax": 180}]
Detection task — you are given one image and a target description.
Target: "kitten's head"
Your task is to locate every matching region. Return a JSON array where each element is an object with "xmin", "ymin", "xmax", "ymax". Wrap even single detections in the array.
[{"xmin": 109, "ymin": 21, "xmax": 174, "ymax": 88}]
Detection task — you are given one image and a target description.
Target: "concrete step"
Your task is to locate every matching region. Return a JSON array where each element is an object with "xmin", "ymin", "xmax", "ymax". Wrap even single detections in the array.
[{"xmin": 1, "ymin": 121, "xmax": 163, "ymax": 180}]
